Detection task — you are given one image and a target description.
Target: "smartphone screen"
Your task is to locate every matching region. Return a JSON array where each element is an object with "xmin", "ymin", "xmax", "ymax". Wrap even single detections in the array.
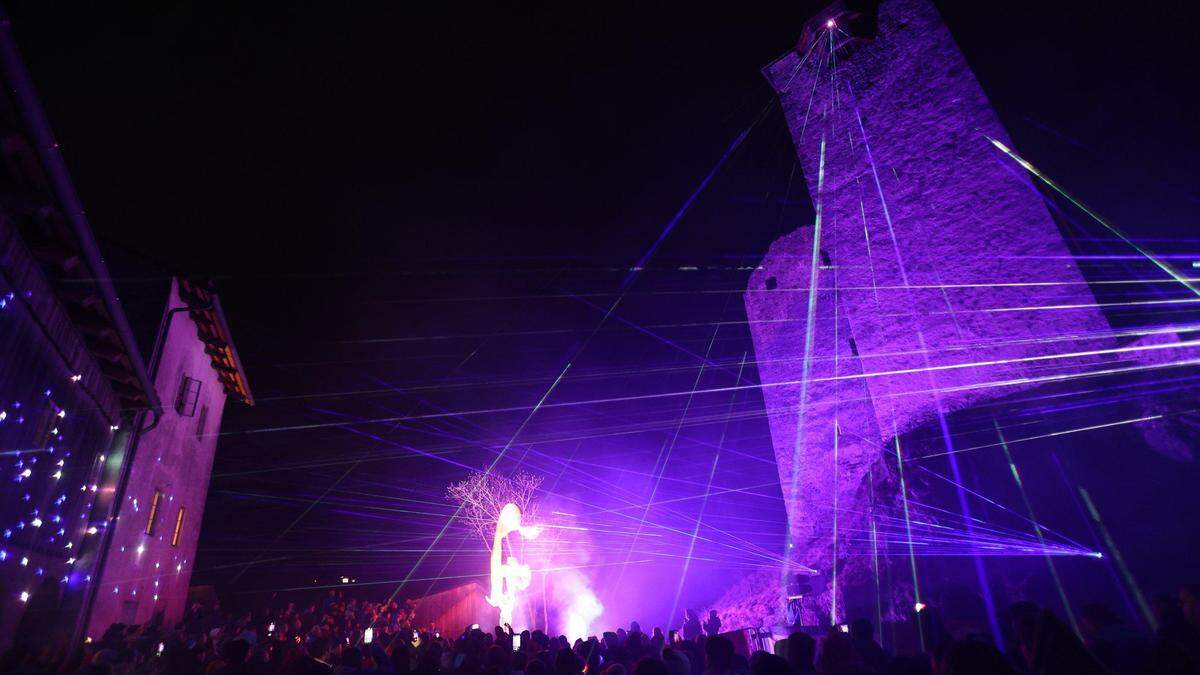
[
  {"xmin": 471, "ymin": 624, "xmax": 480, "ymax": 630},
  {"xmin": 513, "ymin": 634, "xmax": 521, "ymax": 651},
  {"xmin": 364, "ymin": 627, "xmax": 374, "ymax": 644}
]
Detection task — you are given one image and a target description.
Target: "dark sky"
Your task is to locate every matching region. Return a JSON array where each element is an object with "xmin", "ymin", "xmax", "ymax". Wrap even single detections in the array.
[{"xmin": 4, "ymin": 1, "xmax": 1197, "ymax": 602}]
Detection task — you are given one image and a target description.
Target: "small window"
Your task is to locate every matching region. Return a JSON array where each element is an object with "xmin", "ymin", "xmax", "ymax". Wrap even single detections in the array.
[
  {"xmin": 146, "ymin": 490, "xmax": 164, "ymax": 536},
  {"xmin": 196, "ymin": 405, "xmax": 208, "ymax": 440},
  {"xmin": 175, "ymin": 376, "xmax": 202, "ymax": 417},
  {"xmin": 171, "ymin": 507, "xmax": 186, "ymax": 547}
]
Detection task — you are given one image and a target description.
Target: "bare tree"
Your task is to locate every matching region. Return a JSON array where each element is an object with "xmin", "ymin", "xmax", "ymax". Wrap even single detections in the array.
[{"xmin": 446, "ymin": 471, "xmax": 543, "ymax": 544}]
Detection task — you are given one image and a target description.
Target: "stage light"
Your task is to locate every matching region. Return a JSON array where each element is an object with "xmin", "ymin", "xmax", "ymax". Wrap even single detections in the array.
[
  {"xmin": 914, "ymin": 602, "xmax": 926, "ymax": 613},
  {"xmin": 19, "ymin": 591, "xmax": 29, "ymax": 602},
  {"xmin": 825, "ymin": 19, "xmax": 836, "ymax": 28}
]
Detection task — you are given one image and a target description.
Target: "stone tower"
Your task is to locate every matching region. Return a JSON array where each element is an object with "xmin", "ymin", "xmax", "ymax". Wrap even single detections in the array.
[{"xmin": 745, "ymin": 0, "xmax": 1116, "ymax": 618}]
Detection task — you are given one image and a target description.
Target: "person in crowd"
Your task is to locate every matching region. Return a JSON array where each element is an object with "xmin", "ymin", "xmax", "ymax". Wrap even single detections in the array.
[
  {"xmin": 12, "ymin": 588, "xmax": 1200, "ymax": 675},
  {"xmin": 1012, "ymin": 607, "xmax": 1108, "ymax": 674},
  {"xmin": 209, "ymin": 637, "xmax": 252, "ymax": 675},
  {"xmin": 784, "ymin": 631, "xmax": 815, "ymax": 674},
  {"xmin": 931, "ymin": 637, "xmax": 1013, "ymax": 675},
  {"xmin": 703, "ymin": 612, "xmax": 722, "ymax": 638},
  {"xmin": 702, "ymin": 635, "xmax": 735, "ymax": 675},
  {"xmin": 1182, "ymin": 584, "xmax": 1200, "ymax": 632},
  {"xmin": 1077, "ymin": 603, "xmax": 1150, "ymax": 674},
  {"xmin": 748, "ymin": 651, "xmax": 789, "ymax": 675},
  {"xmin": 682, "ymin": 611, "xmax": 704, "ymax": 642},
  {"xmin": 848, "ymin": 619, "xmax": 886, "ymax": 674},
  {"xmin": 814, "ymin": 628, "xmax": 854, "ymax": 675}
]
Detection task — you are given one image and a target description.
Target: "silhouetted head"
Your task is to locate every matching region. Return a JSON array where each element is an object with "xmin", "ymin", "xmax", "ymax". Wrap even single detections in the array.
[
  {"xmin": 704, "ymin": 635, "xmax": 734, "ymax": 673},
  {"xmin": 1181, "ymin": 584, "xmax": 1200, "ymax": 623},
  {"xmin": 555, "ymin": 647, "xmax": 582, "ymax": 675},
  {"xmin": 933, "ymin": 638, "xmax": 1013, "ymax": 675},
  {"xmin": 526, "ymin": 658, "xmax": 550, "ymax": 675},
  {"xmin": 602, "ymin": 664, "xmax": 627, "ymax": 675},
  {"xmin": 816, "ymin": 629, "xmax": 853, "ymax": 673},
  {"xmin": 633, "ymin": 656, "xmax": 668, "ymax": 675},
  {"xmin": 663, "ymin": 647, "xmax": 690, "ymax": 675},
  {"xmin": 749, "ymin": 651, "xmax": 790, "ymax": 675},
  {"xmin": 1079, "ymin": 603, "xmax": 1123, "ymax": 639},
  {"xmin": 340, "ymin": 646, "xmax": 363, "ymax": 670},
  {"xmin": 784, "ymin": 632, "xmax": 814, "ymax": 672},
  {"xmin": 222, "ymin": 638, "xmax": 250, "ymax": 665},
  {"xmin": 849, "ymin": 618, "xmax": 873, "ymax": 641}
]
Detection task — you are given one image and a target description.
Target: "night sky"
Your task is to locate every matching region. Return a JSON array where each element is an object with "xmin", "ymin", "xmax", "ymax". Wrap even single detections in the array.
[{"xmin": 4, "ymin": 0, "xmax": 1198, "ymax": 614}]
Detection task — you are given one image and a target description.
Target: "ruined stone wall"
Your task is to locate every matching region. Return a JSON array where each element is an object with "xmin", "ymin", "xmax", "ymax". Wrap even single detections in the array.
[
  {"xmin": 745, "ymin": 0, "xmax": 1115, "ymax": 614},
  {"xmin": 759, "ymin": 0, "xmax": 1112, "ymax": 442},
  {"xmin": 746, "ymin": 229, "xmax": 891, "ymax": 620}
]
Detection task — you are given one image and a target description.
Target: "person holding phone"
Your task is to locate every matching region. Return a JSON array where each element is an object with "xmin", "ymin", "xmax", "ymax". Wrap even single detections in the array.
[{"xmin": 682, "ymin": 609, "xmax": 703, "ymax": 641}]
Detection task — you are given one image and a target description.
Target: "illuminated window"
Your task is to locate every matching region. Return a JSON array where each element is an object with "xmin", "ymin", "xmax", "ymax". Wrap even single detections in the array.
[
  {"xmin": 171, "ymin": 507, "xmax": 186, "ymax": 547},
  {"xmin": 145, "ymin": 490, "xmax": 164, "ymax": 536}
]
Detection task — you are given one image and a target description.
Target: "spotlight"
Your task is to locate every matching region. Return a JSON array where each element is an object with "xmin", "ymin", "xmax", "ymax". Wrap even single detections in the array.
[
  {"xmin": 914, "ymin": 602, "xmax": 927, "ymax": 613},
  {"xmin": 825, "ymin": 18, "xmax": 836, "ymax": 28}
]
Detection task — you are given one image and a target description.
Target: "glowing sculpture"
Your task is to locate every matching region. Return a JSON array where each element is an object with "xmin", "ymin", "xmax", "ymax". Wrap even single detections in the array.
[{"xmin": 486, "ymin": 502, "xmax": 540, "ymax": 626}]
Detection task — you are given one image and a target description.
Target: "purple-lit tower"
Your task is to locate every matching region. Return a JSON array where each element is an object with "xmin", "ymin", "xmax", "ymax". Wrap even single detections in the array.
[
  {"xmin": 85, "ymin": 279, "xmax": 252, "ymax": 637},
  {"xmin": 745, "ymin": 0, "xmax": 1118, "ymax": 620}
]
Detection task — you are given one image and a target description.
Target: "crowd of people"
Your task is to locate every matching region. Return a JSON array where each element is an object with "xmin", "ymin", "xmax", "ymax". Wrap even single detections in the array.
[{"xmin": 3, "ymin": 584, "xmax": 1200, "ymax": 675}]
